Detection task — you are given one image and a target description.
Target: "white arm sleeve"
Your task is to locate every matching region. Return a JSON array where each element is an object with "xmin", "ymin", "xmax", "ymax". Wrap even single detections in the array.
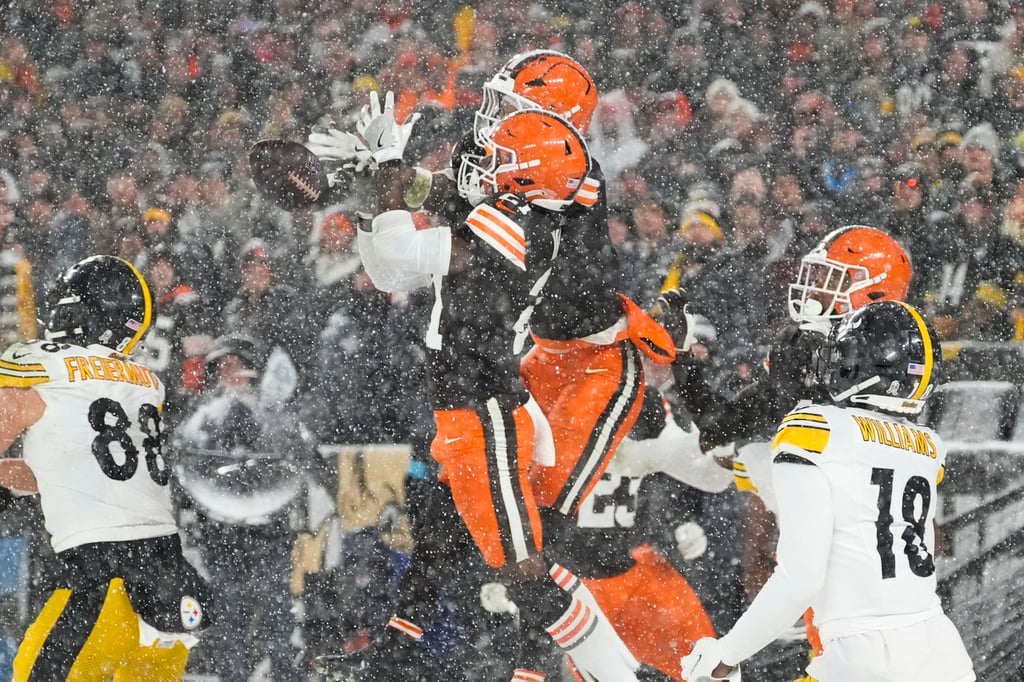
[
  {"xmin": 357, "ymin": 209, "xmax": 452, "ymax": 292},
  {"xmin": 717, "ymin": 461, "xmax": 833, "ymax": 666},
  {"xmin": 605, "ymin": 420, "xmax": 733, "ymax": 493}
]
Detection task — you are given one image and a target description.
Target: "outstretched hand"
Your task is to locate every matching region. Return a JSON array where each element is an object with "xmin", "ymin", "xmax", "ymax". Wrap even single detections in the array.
[
  {"xmin": 655, "ymin": 288, "xmax": 699, "ymax": 352},
  {"xmin": 306, "ymin": 127, "xmax": 373, "ymax": 176},
  {"xmin": 356, "ymin": 91, "xmax": 421, "ymax": 166}
]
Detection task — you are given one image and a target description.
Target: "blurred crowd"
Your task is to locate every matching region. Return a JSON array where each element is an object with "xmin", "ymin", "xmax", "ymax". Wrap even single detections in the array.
[{"xmin": 3, "ymin": 0, "xmax": 1024, "ymax": 677}]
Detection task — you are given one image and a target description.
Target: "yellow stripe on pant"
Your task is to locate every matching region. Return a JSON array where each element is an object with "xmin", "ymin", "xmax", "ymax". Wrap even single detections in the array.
[{"xmin": 14, "ymin": 577, "xmax": 189, "ymax": 681}]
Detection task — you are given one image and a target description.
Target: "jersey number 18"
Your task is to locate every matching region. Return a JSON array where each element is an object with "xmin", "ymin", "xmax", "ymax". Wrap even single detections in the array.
[{"xmin": 870, "ymin": 466, "xmax": 935, "ymax": 579}]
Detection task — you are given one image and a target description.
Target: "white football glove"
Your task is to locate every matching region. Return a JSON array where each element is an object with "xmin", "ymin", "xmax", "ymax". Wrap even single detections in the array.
[
  {"xmin": 306, "ymin": 128, "xmax": 373, "ymax": 173},
  {"xmin": 356, "ymin": 91, "xmax": 421, "ymax": 165},
  {"xmin": 674, "ymin": 520, "xmax": 709, "ymax": 561},
  {"xmin": 681, "ymin": 637, "xmax": 741, "ymax": 682}
]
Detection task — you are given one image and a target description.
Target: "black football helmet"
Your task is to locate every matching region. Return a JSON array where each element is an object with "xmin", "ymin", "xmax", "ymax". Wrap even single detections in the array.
[
  {"xmin": 819, "ymin": 301, "xmax": 941, "ymax": 415},
  {"xmin": 44, "ymin": 255, "xmax": 153, "ymax": 354}
]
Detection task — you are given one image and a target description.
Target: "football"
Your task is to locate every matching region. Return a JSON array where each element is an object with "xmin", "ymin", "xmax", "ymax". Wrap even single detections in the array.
[{"xmin": 248, "ymin": 139, "xmax": 331, "ymax": 211}]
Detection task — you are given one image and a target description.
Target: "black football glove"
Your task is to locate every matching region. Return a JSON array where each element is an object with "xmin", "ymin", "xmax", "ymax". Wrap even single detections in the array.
[
  {"xmin": 768, "ymin": 323, "xmax": 826, "ymax": 406},
  {"xmin": 654, "ymin": 289, "xmax": 698, "ymax": 352}
]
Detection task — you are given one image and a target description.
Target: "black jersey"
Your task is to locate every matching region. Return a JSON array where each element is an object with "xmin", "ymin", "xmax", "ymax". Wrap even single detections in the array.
[
  {"xmin": 428, "ymin": 194, "xmax": 561, "ymax": 410},
  {"xmin": 530, "ymin": 163, "xmax": 624, "ymax": 340}
]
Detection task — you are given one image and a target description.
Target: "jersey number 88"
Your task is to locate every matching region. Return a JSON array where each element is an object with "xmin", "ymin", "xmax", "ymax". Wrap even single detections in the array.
[{"xmin": 88, "ymin": 398, "xmax": 170, "ymax": 486}]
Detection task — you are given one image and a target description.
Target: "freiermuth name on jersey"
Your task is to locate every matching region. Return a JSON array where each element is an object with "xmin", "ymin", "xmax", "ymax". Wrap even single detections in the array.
[
  {"xmin": 62, "ymin": 354, "xmax": 160, "ymax": 388},
  {"xmin": 0, "ymin": 339, "xmax": 175, "ymax": 553}
]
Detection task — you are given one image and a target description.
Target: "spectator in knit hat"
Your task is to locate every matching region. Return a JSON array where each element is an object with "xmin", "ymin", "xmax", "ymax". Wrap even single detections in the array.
[
  {"xmin": 661, "ymin": 204, "xmax": 725, "ymax": 291},
  {"xmin": 223, "ymin": 238, "xmax": 315, "ymax": 389},
  {"xmin": 925, "ymin": 126, "xmax": 967, "ymax": 210},
  {"xmin": 933, "ymin": 43, "xmax": 991, "ymax": 129},
  {"xmin": 645, "ymin": 29, "xmax": 711, "ymax": 105},
  {"xmin": 959, "ymin": 121, "xmax": 1010, "ymax": 196},
  {"xmin": 690, "ymin": 192, "xmax": 784, "ymax": 362},
  {"xmin": 641, "ymin": 91, "xmax": 699, "ymax": 202},
  {"xmin": 139, "ymin": 205, "xmax": 220, "ymax": 307}
]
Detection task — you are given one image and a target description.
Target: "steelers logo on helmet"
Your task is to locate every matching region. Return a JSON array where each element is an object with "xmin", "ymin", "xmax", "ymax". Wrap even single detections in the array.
[
  {"xmin": 474, "ymin": 50, "xmax": 598, "ymax": 146},
  {"xmin": 458, "ymin": 110, "xmax": 591, "ymax": 213},
  {"xmin": 820, "ymin": 301, "xmax": 941, "ymax": 415},
  {"xmin": 789, "ymin": 225, "xmax": 913, "ymax": 333},
  {"xmin": 44, "ymin": 255, "xmax": 153, "ymax": 355}
]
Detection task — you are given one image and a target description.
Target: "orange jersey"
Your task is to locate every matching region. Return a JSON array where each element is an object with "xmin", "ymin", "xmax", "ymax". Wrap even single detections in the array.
[{"xmin": 523, "ymin": 339, "xmax": 644, "ymax": 516}]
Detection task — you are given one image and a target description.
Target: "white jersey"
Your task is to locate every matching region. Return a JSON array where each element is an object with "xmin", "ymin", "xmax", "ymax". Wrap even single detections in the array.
[
  {"xmin": 1, "ymin": 339, "xmax": 177, "ymax": 553},
  {"xmin": 771, "ymin": 404, "xmax": 946, "ymax": 641}
]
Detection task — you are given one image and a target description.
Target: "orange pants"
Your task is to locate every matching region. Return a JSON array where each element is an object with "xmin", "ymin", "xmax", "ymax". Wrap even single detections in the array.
[
  {"xmin": 582, "ymin": 545, "xmax": 715, "ymax": 681},
  {"xmin": 432, "ymin": 399, "xmax": 545, "ymax": 569},
  {"xmin": 805, "ymin": 607, "xmax": 822, "ymax": 655},
  {"xmin": 522, "ymin": 339, "xmax": 645, "ymax": 517}
]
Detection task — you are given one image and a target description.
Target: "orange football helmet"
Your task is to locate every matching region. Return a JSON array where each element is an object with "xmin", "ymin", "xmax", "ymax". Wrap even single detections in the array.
[
  {"xmin": 788, "ymin": 225, "xmax": 913, "ymax": 332},
  {"xmin": 458, "ymin": 110, "xmax": 591, "ymax": 212},
  {"xmin": 474, "ymin": 50, "xmax": 598, "ymax": 145}
]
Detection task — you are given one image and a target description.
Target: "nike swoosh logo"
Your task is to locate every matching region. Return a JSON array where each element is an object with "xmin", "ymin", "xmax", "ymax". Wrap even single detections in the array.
[
  {"xmin": 376, "ymin": 131, "xmax": 386, "ymax": 148},
  {"xmin": 444, "ymin": 436, "xmax": 462, "ymax": 444},
  {"xmin": 583, "ymin": 367, "xmax": 608, "ymax": 374},
  {"xmin": 11, "ymin": 352, "xmax": 30, "ymax": 360}
]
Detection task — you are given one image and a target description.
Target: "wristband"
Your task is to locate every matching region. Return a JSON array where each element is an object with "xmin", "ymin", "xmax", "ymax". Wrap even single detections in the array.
[{"xmin": 404, "ymin": 167, "xmax": 434, "ymax": 210}]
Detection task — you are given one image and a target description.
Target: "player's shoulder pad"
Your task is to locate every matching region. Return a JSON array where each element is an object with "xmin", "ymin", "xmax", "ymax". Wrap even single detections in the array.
[
  {"xmin": 0, "ymin": 340, "xmax": 54, "ymax": 388},
  {"xmin": 770, "ymin": 404, "xmax": 832, "ymax": 464},
  {"xmin": 464, "ymin": 194, "xmax": 532, "ymax": 270}
]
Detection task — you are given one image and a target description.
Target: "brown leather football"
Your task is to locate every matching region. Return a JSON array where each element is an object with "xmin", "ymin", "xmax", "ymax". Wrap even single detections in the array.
[{"xmin": 248, "ymin": 139, "xmax": 330, "ymax": 211}]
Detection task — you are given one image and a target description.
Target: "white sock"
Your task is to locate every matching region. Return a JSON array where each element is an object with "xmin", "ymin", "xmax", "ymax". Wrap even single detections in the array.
[{"xmin": 545, "ymin": 564, "xmax": 641, "ymax": 681}]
